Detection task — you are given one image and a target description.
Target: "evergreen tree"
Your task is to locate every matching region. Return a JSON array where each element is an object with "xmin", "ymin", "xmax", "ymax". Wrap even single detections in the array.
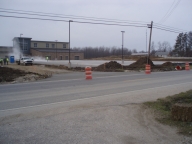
[{"xmin": 174, "ymin": 33, "xmax": 183, "ymax": 56}]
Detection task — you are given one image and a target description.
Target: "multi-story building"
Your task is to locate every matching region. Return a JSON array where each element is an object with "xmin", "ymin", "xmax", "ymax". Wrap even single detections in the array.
[
  {"xmin": 0, "ymin": 46, "xmax": 13, "ymax": 58},
  {"xmin": 12, "ymin": 37, "xmax": 84, "ymax": 60}
]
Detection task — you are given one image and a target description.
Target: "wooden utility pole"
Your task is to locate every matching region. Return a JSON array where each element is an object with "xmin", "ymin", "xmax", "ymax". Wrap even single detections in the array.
[{"xmin": 147, "ymin": 21, "xmax": 153, "ymax": 64}]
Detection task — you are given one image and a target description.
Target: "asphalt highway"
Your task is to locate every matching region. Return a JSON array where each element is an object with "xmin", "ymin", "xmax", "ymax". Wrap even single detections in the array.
[
  {"xmin": 0, "ymin": 70, "xmax": 192, "ymax": 113},
  {"xmin": 1, "ymin": 71, "xmax": 192, "ymax": 144}
]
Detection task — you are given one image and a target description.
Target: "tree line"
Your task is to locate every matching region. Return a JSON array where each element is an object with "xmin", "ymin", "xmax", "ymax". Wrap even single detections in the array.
[
  {"xmin": 72, "ymin": 47, "xmax": 132, "ymax": 59},
  {"xmin": 72, "ymin": 31, "xmax": 192, "ymax": 59}
]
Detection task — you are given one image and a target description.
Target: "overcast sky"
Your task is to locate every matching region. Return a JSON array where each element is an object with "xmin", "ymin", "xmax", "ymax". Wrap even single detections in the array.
[{"xmin": 0, "ymin": 0, "xmax": 191, "ymax": 51}]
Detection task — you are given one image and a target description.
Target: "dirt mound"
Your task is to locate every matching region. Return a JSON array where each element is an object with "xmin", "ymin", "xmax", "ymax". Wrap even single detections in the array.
[
  {"xmin": 45, "ymin": 65, "xmax": 68, "ymax": 69},
  {"xmin": 0, "ymin": 67, "xmax": 50, "ymax": 83},
  {"xmin": 0, "ymin": 67, "xmax": 32, "ymax": 82},
  {"xmin": 161, "ymin": 62, "xmax": 173, "ymax": 66},
  {"xmin": 129, "ymin": 57, "xmax": 154, "ymax": 67},
  {"xmin": 94, "ymin": 61, "xmax": 122, "ymax": 71}
]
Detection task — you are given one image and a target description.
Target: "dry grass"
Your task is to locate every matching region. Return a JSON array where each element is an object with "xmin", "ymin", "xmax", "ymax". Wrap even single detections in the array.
[{"xmin": 144, "ymin": 90, "xmax": 192, "ymax": 135}]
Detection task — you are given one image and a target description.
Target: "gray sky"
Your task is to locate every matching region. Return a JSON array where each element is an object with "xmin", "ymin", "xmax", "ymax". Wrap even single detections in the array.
[{"xmin": 0, "ymin": 0, "xmax": 191, "ymax": 51}]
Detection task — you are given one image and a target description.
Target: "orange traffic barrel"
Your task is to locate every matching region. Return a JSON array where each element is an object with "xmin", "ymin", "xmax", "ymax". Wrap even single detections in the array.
[
  {"xmin": 145, "ymin": 64, "xmax": 151, "ymax": 74},
  {"xmin": 185, "ymin": 62, "xmax": 190, "ymax": 71},
  {"xmin": 85, "ymin": 66, "xmax": 92, "ymax": 80}
]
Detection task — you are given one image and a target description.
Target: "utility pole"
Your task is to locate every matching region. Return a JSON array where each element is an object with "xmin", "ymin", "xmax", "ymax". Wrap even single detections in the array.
[
  {"xmin": 20, "ymin": 34, "xmax": 23, "ymax": 58},
  {"xmin": 146, "ymin": 29, "xmax": 147, "ymax": 53},
  {"xmin": 121, "ymin": 31, "xmax": 125, "ymax": 64},
  {"xmin": 147, "ymin": 21, "xmax": 153, "ymax": 64},
  {"xmin": 69, "ymin": 20, "xmax": 73, "ymax": 68},
  {"xmin": 55, "ymin": 40, "xmax": 57, "ymax": 60}
]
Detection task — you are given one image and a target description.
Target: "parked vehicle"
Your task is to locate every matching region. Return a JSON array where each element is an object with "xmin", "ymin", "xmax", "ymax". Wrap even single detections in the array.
[{"xmin": 16, "ymin": 57, "xmax": 33, "ymax": 66}]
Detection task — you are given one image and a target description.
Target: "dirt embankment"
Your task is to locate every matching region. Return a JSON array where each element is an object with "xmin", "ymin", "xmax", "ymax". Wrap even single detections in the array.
[
  {"xmin": 0, "ymin": 64, "xmax": 72, "ymax": 83},
  {"xmin": 93, "ymin": 57, "xmax": 183, "ymax": 72}
]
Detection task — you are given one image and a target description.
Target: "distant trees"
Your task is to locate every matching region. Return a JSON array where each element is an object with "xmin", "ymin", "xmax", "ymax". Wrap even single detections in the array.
[
  {"xmin": 150, "ymin": 41, "xmax": 156, "ymax": 56},
  {"xmin": 72, "ymin": 47, "xmax": 132, "ymax": 59},
  {"xmin": 173, "ymin": 32, "xmax": 192, "ymax": 57},
  {"xmin": 157, "ymin": 41, "xmax": 172, "ymax": 52}
]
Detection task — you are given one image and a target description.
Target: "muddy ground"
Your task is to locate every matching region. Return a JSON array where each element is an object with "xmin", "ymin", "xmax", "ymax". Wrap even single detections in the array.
[{"xmin": 0, "ymin": 64, "xmax": 71, "ymax": 83}]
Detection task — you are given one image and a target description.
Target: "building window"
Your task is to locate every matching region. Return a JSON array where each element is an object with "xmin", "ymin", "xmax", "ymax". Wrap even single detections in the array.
[
  {"xmin": 63, "ymin": 44, "xmax": 66, "ymax": 48},
  {"xmin": 34, "ymin": 43, "xmax": 37, "ymax": 47},
  {"xmin": 74, "ymin": 56, "xmax": 79, "ymax": 60},
  {"xmin": 52, "ymin": 44, "xmax": 55, "ymax": 48},
  {"xmin": 65, "ymin": 56, "xmax": 68, "ymax": 60},
  {"xmin": 24, "ymin": 44, "xmax": 28, "ymax": 51},
  {"xmin": 46, "ymin": 43, "xmax": 49, "ymax": 48}
]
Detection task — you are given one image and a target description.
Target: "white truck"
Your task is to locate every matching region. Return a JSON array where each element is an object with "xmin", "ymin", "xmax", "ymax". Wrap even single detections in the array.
[{"xmin": 16, "ymin": 57, "xmax": 33, "ymax": 66}]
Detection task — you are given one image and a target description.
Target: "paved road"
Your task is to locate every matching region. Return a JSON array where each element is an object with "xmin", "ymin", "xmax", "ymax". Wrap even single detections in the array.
[
  {"xmin": 0, "ymin": 71, "xmax": 192, "ymax": 144},
  {"xmin": 0, "ymin": 70, "xmax": 192, "ymax": 114}
]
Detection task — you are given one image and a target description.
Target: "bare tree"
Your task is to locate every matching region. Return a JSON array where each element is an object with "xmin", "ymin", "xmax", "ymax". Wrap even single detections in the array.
[{"xmin": 158, "ymin": 41, "xmax": 172, "ymax": 52}]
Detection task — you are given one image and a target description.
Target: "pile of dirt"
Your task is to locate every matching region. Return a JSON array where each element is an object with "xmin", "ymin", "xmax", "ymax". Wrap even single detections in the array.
[
  {"xmin": 0, "ymin": 67, "xmax": 30, "ymax": 82},
  {"xmin": 0, "ymin": 67, "xmax": 50, "ymax": 83},
  {"xmin": 124, "ymin": 57, "xmax": 154, "ymax": 70},
  {"xmin": 45, "ymin": 65, "xmax": 68, "ymax": 69},
  {"xmin": 94, "ymin": 61, "xmax": 123, "ymax": 71},
  {"xmin": 129, "ymin": 57, "xmax": 154, "ymax": 67},
  {"xmin": 161, "ymin": 62, "xmax": 173, "ymax": 67}
]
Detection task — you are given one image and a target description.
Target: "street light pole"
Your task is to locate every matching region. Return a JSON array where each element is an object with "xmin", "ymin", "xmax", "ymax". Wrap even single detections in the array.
[
  {"xmin": 20, "ymin": 34, "xmax": 23, "ymax": 57},
  {"xmin": 121, "ymin": 31, "xmax": 125, "ymax": 64},
  {"xmin": 55, "ymin": 40, "xmax": 57, "ymax": 60},
  {"xmin": 69, "ymin": 20, "xmax": 73, "ymax": 67}
]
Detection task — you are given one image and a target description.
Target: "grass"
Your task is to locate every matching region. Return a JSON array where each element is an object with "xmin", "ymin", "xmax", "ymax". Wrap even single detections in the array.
[{"xmin": 144, "ymin": 90, "xmax": 192, "ymax": 135}]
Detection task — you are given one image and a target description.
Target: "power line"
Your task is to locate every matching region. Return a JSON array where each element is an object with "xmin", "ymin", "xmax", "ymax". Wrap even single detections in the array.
[
  {"xmin": 0, "ymin": 7, "xmax": 149, "ymax": 25},
  {"xmin": 154, "ymin": 22, "xmax": 187, "ymax": 32},
  {"xmin": 0, "ymin": 14, "xmax": 185, "ymax": 33},
  {"xmin": 159, "ymin": 0, "xmax": 182, "ymax": 23},
  {"xmin": 0, "ymin": 10, "xmax": 147, "ymax": 26},
  {"xmin": 153, "ymin": 26, "xmax": 184, "ymax": 33},
  {"xmin": 0, "ymin": 7, "xmax": 186, "ymax": 33},
  {"xmin": 0, "ymin": 15, "xmax": 146, "ymax": 27},
  {"xmin": 159, "ymin": 0, "xmax": 178, "ymax": 23}
]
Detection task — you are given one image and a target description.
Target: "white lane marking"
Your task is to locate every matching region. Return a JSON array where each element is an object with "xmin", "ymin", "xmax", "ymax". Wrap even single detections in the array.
[
  {"xmin": 0, "ymin": 70, "xmax": 187, "ymax": 87},
  {"xmin": 1, "ymin": 81, "xmax": 192, "ymax": 112}
]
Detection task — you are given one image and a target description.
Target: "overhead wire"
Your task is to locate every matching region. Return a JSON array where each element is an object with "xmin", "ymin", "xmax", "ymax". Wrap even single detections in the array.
[
  {"xmin": 159, "ymin": 0, "xmax": 182, "ymax": 23},
  {"xmin": 0, "ymin": 8, "xmax": 149, "ymax": 25},
  {"xmin": 0, "ymin": 15, "xmax": 146, "ymax": 27},
  {"xmin": 0, "ymin": 10, "xmax": 147, "ymax": 26},
  {"xmin": 159, "ymin": 0, "xmax": 178, "ymax": 23},
  {"xmin": 0, "ymin": 7, "xmax": 185, "ymax": 31},
  {"xmin": 0, "ymin": 8, "xmax": 187, "ymax": 33}
]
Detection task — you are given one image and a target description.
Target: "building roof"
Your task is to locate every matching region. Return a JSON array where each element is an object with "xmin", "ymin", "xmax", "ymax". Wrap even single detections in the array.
[
  {"xmin": 31, "ymin": 40, "xmax": 68, "ymax": 43},
  {"xmin": 31, "ymin": 48, "xmax": 82, "ymax": 53},
  {"xmin": 155, "ymin": 51, "xmax": 169, "ymax": 55},
  {"xmin": 131, "ymin": 53, "xmax": 148, "ymax": 56},
  {"xmin": 13, "ymin": 37, "xmax": 32, "ymax": 40},
  {"xmin": 0, "ymin": 46, "xmax": 13, "ymax": 48}
]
